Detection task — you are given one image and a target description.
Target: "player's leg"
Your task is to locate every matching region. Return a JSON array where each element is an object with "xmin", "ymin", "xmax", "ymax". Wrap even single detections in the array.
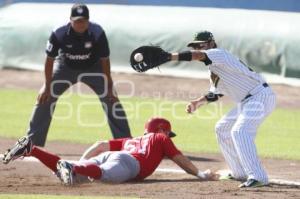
[
  {"xmin": 3, "ymin": 136, "xmax": 97, "ymax": 185},
  {"xmin": 56, "ymin": 151, "xmax": 111, "ymax": 185},
  {"xmin": 98, "ymin": 95, "xmax": 131, "ymax": 138},
  {"xmin": 96, "ymin": 151, "xmax": 140, "ymax": 183},
  {"xmin": 231, "ymin": 91, "xmax": 276, "ymax": 186},
  {"xmin": 31, "ymin": 148, "xmax": 96, "ymax": 185},
  {"xmin": 3, "ymin": 135, "xmax": 60, "ymax": 172},
  {"xmin": 57, "ymin": 159, "xmax": 101, "ymax": 185},
  {"xmin": 78, "ymin": 151, "xmax": 139, "ymax": 183},
  {"xmin": 27, "ymin": 65, "xmax": 76, "ymax": 146},
  {"xmin": 215, "ymin": 106, "xmax": 247, "ymax": 180},
  {"xmin": 31, "ymin": 146, "xmax": 61, "ymax": 172},
  {"xmin": 2, "ymin": 135, "xmax": 33, "ymax": 164},
  {"xmin": 56, "ymin": 151, "xmax": 139, "ymax": 185},
  {"xmin": 79, "ymin": 67, "xmax": 131, "ymax": 138},
  {"xmin": 56, "ymin": 151, "xmax": 113, "ymax": 185}
]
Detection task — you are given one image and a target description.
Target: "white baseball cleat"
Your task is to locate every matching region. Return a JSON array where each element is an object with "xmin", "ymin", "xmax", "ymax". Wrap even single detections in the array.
[{"xmin": 56, "ymin": 160, "xmax": 75, "ymax": 186}]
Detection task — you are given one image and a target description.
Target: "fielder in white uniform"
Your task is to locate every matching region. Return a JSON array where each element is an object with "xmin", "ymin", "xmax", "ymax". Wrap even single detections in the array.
[{"xmin": 170, "ymin": 31, "xmax": 276, "ymax": 188}]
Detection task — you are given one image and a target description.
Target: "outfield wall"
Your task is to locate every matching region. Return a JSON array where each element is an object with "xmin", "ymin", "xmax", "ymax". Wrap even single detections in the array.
[
  {"xmin": 2, "ymin": 0, "xmax": 300, "ymax": 12},
  {"xmin": 0, "ymin": 3, "xmax": 300, "ymax": 82}
]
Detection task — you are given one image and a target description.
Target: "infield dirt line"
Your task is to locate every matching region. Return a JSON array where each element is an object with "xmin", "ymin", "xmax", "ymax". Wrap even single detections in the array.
[{"xmin": 1, "ymin": 154, "xmax": 300, "ymax": 187}]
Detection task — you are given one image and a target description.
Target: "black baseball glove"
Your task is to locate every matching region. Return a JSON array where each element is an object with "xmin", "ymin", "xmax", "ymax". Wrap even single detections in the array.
[{"xmin": 130, "ymin": 46, "xmax": 171, "ymax": 72}]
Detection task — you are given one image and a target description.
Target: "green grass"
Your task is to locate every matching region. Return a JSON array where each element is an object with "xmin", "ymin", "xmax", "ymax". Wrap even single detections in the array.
[
  {"xmin": 1, "ymin": 89, "xmax": 300, "ymax": 159},
  {"xmin": 0, "ymin": 195, "xmax": 137, "ymax": 199}
]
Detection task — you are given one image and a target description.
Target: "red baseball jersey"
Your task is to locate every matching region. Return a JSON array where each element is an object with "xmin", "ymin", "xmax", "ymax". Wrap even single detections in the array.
[{"xmin": 109, "ymin": 133, "xmax": 182, "ymax": 180}]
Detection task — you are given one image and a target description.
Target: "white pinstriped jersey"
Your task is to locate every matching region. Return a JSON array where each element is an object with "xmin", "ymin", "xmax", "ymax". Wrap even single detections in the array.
[{"xmin": 204, "ymin": 48, "xmax": 266, "ymax": 102}]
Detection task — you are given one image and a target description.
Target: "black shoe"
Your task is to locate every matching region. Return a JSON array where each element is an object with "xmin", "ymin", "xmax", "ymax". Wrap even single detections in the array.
[
  {"xmin": 239, "ymin": 179, "xmax": 266, "ymax": 188},
  {"xmin": 3, "ymin": 135, "xmax": 32, "ymax": 164}
]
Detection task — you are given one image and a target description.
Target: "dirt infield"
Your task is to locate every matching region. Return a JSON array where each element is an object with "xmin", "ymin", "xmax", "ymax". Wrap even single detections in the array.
[
  {"xmin": 0, "ymin": 69, "xmax": 300, "ymax": 198},
  {"xmin": 0, "ymin": 138, "xmax": 300, "ymax": 199}
]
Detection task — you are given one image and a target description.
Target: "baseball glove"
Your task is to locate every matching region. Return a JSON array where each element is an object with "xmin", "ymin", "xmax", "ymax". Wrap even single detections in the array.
[{"xmin": 130, "ymin": 46, "xmax": 171, "ymax": 72}]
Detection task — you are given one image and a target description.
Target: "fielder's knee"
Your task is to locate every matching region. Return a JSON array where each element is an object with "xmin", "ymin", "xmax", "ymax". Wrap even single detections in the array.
[
  {"xmin": 215, "ymin": 122, "xmax": 228, "ymax": 138},
  {"xmin": 231, "ymin": 126, "xmax": 248, "ymax": 140}
]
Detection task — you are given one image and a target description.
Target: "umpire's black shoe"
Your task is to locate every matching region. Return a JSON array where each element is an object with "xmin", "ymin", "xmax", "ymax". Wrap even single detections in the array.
[
  {"xmin": 2, "ymin": 135, "xmax": 32, "ymax": 164},
  {"xmin": 239, "ymin": 179, "xmax": 266, "ymax": 188}
]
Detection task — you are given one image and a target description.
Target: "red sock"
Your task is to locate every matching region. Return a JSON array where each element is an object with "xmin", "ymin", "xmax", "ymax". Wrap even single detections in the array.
[
  {"xmin": 73, "ymin": 162, "xmax": 102, "ymax": 179},
  {"xmin": 30, "ymin": 146, "xmax": 60, "ymax": 172}
]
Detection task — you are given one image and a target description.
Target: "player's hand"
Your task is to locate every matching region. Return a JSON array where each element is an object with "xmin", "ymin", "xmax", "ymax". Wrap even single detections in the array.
[
  {"xmin": 202, "ymin": 169, "xmax": 220, "ymax": 181},
  {"xmin": 37, "ymin": 86, "xmax": 51, "ymax": 104},
  {"xmin": 186, "ymin": 98, "xmax": 206, "ymax": 113}
]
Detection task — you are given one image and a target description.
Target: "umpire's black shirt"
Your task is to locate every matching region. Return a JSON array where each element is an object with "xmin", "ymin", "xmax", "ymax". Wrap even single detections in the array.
[{"xmin": 46, "ymin": 22, "xmax": 110, "ymax": 70}]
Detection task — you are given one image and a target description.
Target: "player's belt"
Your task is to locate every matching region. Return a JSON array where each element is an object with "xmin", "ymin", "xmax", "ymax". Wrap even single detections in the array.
[{"xmin": 243, "ymin": 83, "xmax": 269, "ymax": 101}]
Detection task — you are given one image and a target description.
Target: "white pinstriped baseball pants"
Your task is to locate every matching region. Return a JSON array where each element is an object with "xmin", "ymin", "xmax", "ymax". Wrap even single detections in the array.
[{"xmin": 215, "ymin": 87, "xmax": 276, "ymax": 183}]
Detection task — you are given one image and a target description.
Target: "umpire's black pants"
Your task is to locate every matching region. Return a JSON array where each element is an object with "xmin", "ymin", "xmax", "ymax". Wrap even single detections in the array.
[{"xmin": 27, "ymin": 62, "xmax": 131, "ymax": 146}]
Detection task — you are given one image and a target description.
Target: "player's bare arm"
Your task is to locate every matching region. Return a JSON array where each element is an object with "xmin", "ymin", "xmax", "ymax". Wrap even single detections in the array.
[
  {"xmin": 186, "ymin": 91, "xmax": 224, "ymax": 113},
  {"xmin": 37, "ymin": 56, "xmax": 54, "ymax": 104},
  {"xmin": 172, "ymin": 154, "xmax": 219, "ymax": 180},
  {"xmin": 80, "ymin": 141, "xmax": 110, "ymax": 161},
  {"xmin": 186, "ymin": 96, "xmax": 207, "ymax": 113}
]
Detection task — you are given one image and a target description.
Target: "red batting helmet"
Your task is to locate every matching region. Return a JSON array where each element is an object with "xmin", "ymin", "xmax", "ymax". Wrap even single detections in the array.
[{"xmin": 144, "ymin": 117, "xmax": 176, "ymax": 138}]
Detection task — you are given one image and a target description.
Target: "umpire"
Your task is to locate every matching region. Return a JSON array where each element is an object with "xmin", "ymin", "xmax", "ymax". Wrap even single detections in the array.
[{"xmin": 27, "ymin": 3, "xmax": 131, "ymax": 146}]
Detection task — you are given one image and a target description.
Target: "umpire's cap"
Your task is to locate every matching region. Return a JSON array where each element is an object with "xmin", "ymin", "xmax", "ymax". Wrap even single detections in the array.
[
  {"xmin": 144, "ymin": 117, "xmax": 176, "ymax": 138},
  {"xmin": 187, "ymin": 31, "xmax": 214, "ymax": 47},
  {"xmin": 71, "ymin": 3, "xmax": 89, "ymax": 20}
]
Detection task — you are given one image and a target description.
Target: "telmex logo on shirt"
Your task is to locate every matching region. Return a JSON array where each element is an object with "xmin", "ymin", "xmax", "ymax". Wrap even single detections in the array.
[
  {"xmin": 85, "ymin": 42, "xmax": 92, "ymax": 48},
  {"xmin": 65, "ymin": 53, "xmax": 91, "ymax": 60}
]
